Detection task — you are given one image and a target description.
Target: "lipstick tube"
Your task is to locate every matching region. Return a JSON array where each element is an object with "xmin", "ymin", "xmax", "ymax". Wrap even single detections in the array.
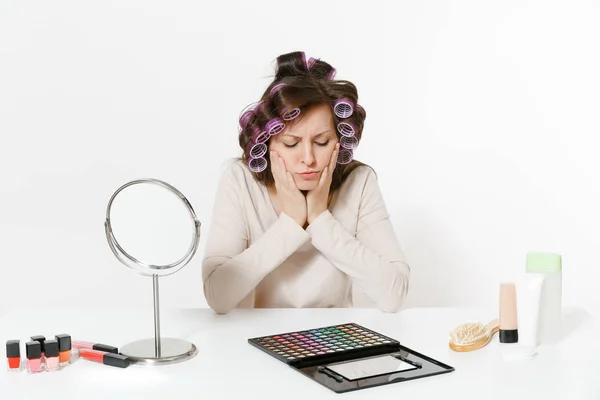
[
  {"xmin": 55, "ymin": 334, "xmax": 71, "ymax": 366},
  {"xmin": 44, "ymin": 340, "xmax": 60, "ymax": 372},
  {"xmin": 72, "ymin": 340, "xmax": 118, "ymax": 354},
  {"xmin": 6, "ymin": 340, "xmax": 22, "ymax": 371},
  {"xmin": 79, "ymin": 348, "xmax": 131, "ymax": 368},
  {"xmin": 26, "ymin": 341, "xmax": 43, "ymax": 374}
]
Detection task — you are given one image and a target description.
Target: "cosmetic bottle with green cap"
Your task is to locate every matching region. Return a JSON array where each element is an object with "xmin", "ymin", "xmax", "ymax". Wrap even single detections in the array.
[{"xmin": 526, "ymin": 252, "xmax": 562, "ymax": 344}]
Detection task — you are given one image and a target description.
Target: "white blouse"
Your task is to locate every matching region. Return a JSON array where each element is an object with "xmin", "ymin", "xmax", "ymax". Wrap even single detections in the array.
[{"xmin": 201, "ymin": 159, "xmax": 410, "ymax": 314}]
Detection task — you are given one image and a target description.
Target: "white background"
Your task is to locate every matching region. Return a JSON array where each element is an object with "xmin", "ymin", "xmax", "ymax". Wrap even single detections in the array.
[{"xmin": 1, "ymin": 0, "xmax": 599, "ymax": 317}]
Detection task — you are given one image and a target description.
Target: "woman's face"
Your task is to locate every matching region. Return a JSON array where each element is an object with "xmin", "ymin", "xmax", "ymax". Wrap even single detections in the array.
[{"xmin": 269, "ymin": 104, "xmax": 339, "ymax": 191}]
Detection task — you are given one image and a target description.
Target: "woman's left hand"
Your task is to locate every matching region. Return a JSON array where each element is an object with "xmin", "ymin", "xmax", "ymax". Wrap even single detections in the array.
[{"xmin": 306, "ymin": 143, "xmax": 339, "ymax": 224}]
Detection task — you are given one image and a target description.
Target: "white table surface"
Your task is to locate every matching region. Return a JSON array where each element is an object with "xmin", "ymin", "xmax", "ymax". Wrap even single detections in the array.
[{"xmin": 1, "ymin": 306, "xmax": 598, "ymax": 400}]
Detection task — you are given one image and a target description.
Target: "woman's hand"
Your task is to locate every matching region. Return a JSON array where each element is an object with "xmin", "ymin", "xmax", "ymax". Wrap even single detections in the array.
[
  {"xmin": 270, "ymin": 150, "xmax": 307, "ymax": 227},
  {"xmin": 306, "ymin": 143, "xmax": 339, "ymax": 224}
]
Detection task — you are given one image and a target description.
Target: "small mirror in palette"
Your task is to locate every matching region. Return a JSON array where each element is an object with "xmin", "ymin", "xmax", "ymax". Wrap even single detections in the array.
[{"xmin": 248, "ymin": 323, "xmax": 454, "ymax": 393}]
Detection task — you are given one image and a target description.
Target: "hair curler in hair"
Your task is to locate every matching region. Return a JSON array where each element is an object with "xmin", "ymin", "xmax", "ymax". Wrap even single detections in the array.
[
  {"xmin": 333, "ymin": 98, "xmax": 354, "ymax": 119},
  {"xmin": 247, "ymin": 142, "xmax": 268, "ymax": 159},
  {"xmin": 337, "ymin": 121, "xmax": 356, "ymax": 137},
  {"xmin": 327, "ymin": 68, "xmax": 337, "ymax": 80},
  {"xmin": 254, "ymin": 101, "xmax": 264, "ymax": 115},
  {"xmin": 248, "ymin": 157, "xmax": 267, "ymax": 173},
  {"xmin": 307, "ymin": 57, "xmax": 317, "ymax": 70},
  {"xmin": 340, "ymin": 135, "xmax": 358, "ymax": 150},
  {"xmin": 250, "ymin": 126, "xmax": 270, "ymax": 144},
  {"xmin": 239, "ymin": 109, "xmax": 255, "ymax": 130},
  {"xmin": 282, "ymin": 107, "xmax": 301, "ymax": 121},
  {"xmin": 337, "ymin": 149, "xmax": 353, "ymax": 165},
  {"xmin": 265, "ymin": 118, "xmax": 285, "ymax": 136},
  {"xmin": 269, "ymin": 83, "xmax": 288, "ymax": 97}
]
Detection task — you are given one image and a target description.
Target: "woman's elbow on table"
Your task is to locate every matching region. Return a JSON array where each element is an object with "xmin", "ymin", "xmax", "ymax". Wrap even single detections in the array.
[
  {"xmin": 376, "ymin": 262, "xmax": 410, "ymax": 313},
  {"xmin": 203, "ymin": 280, "xmax": 234, "ymax": 315},
  {"xmin": 202, "ymin": 264, "xmax": 237, "ymax": 315}
]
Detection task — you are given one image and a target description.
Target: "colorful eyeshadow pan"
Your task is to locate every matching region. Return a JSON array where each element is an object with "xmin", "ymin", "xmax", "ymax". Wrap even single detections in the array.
[{"xmin": 248, "ymin": 323, "xmax": 399, "ymax": 364}]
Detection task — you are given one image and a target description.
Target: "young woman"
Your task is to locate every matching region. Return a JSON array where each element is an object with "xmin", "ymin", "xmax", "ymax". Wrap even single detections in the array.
[{"xmin": 202, "ymin": 51, "xmax": 410, "ymax": 314}]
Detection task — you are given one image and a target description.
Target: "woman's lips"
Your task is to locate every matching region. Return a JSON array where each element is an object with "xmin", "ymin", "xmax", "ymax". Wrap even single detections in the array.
[{"xmin": 298, "ymin": 171, "xmax": 319, "ymax": 179}]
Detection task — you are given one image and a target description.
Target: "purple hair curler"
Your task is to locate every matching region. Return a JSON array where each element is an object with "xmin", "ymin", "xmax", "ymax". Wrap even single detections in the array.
[
  {"xmin": 337, "ymin": 149, "xmax": 353, "ymax": 165},
  {"xmin": 254, "ymin": 101, "xmax": 264, "ymax": 114},
  {"xmin": 327, "ymin": 68, "xmax": 337, "ymax": 80},
  {"xmin": 252, "ymin": 128, "xmax": 270, "ymax": 144},
  {"xmin": 307, "ymin": 57, "xmax": 317, "ymax": 69},
  {"xmin": 265, "ymin": 117, "xmax": 285, "ymax": 135},
  {"xmin": 247, "ymin": 142, "xmax": 268, "ymax": 159},
  {"xmin": 282, "ymin": 107, "xmax": 301, "ymax": 121},
  {"xmin": 239, "ymin": 109, "xmax": 255, "ymax": 130},
  {"xmin": 334, "ymin": 98, "xmax": 354, "ymax": 119},
  {"xmin": 340, "ymin": 135, "xmax": 358, "ymax": 150},
  {"xmin": 301, "ymin": 52, "xmax": 307, "ymax": 69},
  {"xmin": 337, "ymin": 121, "xmax": 356, "ymax": 137},
  {"xmin": 248, "ymin": 157, "xmax": 267, "ymax": 173},
  {"xmin": 269, "ymin": 83, "xmax": 288, "ymax": 97}
]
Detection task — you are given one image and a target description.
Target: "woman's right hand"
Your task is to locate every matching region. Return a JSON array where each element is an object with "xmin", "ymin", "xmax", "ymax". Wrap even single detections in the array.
[{"xmin": 270, "ymin": 151, "xmax": 307, "ymax": 227}]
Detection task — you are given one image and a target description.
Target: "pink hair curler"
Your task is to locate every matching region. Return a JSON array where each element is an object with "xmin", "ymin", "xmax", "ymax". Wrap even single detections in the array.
[
  {"xmin": 247, "ymin": 142, "xmax": 268, "ymax": 159},
  {"xmin": 250, "ymin": 126, "xmax": 270, "ymax": 144},
  {"xmin": 327, "ymin": 68, "xmax": 337, "ymax": 80},
  {"xmin": 269, "ymin": 83, "xmax": 288, "ymax": 97},
  {"xmin": 337, "ymin": 149, "xmax": 353, "ymax": 165},
  {"xmin": 239, "ymin": 109, "xmax": 255, "ymax": 130},
  {"xmin": 301, "ymin": 52, "xmax": 307, "ymax": 69},
  {"xmin": 248, "ymin": 157, "xmax": 267, "ymax": 173},
  {"xmin": 254, "ymin": 101, "xmax": 264, "ymax": 114},
  {"xmin": 307, "ymin": 57, "xmax": 317, "ymax": 69},
  {"xmin": 265, "ymin": 117, "xmax": 285, "ymax": 135},
  {"xmin": 282, "ymin": 107, "xmax": 301, "ymax": 121},
  {"xmin": 334, "ymin": 98, "xmax": 354, "ymax": 119},
  {"xmin": 340, "ymin": 135, "xmax": 358, "ymax": 150},
  {"xmin": 337, "ymin": 121, "xmax": 356, "ymax": 137}
]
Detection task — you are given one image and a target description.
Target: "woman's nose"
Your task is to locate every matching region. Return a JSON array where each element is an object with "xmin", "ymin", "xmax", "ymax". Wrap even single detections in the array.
[{"xmin": 302, "ymin": 145, "xmax": 316, "ymax": 165}]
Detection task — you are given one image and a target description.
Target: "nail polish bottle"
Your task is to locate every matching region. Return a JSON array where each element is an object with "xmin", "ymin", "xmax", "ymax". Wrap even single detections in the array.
[
  {"xmin": 30, "ymin": 335, "xmax": 46, "ymax": 365},
  {"xmin": 6, "ymin": 340, "xmax": 22, "ymax": 371},
  {"xmin": 55, "ymin": 334, "xmax": 71, "ymax": 367},
  {"xmin": 44, "ymin": 339, "xmax": 59, "ymax": 372},
  {"xmin": 26, "ymin": 341, "xmax": 43, "ymax": 374}
]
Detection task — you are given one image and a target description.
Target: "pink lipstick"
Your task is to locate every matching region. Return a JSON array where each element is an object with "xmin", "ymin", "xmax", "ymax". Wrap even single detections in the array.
[{"xmin": 72, "ymin": 340, "xmax": 118, "ymax": 354}]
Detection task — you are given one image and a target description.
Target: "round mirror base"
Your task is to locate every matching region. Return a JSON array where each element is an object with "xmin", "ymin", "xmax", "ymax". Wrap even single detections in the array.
[{"xmin": 120, "ymin": 338, "xmax": 197, "ymax": 366}]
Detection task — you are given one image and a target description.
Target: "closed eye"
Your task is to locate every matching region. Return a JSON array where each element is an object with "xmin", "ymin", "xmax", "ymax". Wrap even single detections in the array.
[{"xmin": 283, "ymin": 140, "xmax": 330, "ymax": 148}]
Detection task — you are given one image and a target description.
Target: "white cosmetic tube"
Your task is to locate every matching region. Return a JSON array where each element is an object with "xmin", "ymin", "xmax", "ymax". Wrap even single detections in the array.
[{"xmin": 516, "ymin": 273, "xmax": 545, "ymax": 349}]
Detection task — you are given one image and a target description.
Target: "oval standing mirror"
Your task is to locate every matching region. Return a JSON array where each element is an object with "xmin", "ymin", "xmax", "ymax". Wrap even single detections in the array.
[{"xmin": 105, "ymin": 179, "xmax": 201, "ymax": 365}]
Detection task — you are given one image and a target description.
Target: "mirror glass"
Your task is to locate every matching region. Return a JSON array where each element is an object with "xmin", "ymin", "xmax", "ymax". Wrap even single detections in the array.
[{"xmin": 108, "ymin": 182, "xmax": 195, "ymax": 274}]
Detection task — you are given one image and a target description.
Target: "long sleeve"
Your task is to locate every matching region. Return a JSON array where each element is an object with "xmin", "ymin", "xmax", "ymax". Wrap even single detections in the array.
[
  {"xmin": 305, "ymin": 168, "xmax": 410, "ymax": 313},
  {"xmin": 202, "ymin": 163, "xmax": 310, "ymax": 314}
]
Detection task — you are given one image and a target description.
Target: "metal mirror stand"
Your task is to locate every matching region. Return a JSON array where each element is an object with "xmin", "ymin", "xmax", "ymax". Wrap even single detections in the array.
[{"xmin": 104, "ymin": 179, "xmax": 201, "ymax": 365}]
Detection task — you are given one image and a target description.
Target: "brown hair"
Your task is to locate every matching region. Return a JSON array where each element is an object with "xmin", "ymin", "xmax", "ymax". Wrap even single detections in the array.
[{"xmin": 238, "ymin": 51, "xmax": 371, "ymax": 194}]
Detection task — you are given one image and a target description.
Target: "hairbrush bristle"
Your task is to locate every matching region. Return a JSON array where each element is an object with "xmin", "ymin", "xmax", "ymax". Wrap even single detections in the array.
[{"xmin": 450, "ymin": 322, "xmax": 486, "ymax": 345}]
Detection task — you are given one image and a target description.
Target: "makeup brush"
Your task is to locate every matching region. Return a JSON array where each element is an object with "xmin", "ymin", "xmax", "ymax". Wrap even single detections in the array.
[{"xmin": 449, "ymin": 319, "xmax": 499, "ymax": 352}]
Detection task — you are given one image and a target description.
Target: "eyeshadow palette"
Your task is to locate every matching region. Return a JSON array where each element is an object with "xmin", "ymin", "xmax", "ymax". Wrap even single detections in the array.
[
  {"xmin": 248, "ymin": 323, "xmax": 398, "ymax": 364},
  {"xmin": 248, "ymin": 322, "xmax": 455, "ymax": 394}
]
